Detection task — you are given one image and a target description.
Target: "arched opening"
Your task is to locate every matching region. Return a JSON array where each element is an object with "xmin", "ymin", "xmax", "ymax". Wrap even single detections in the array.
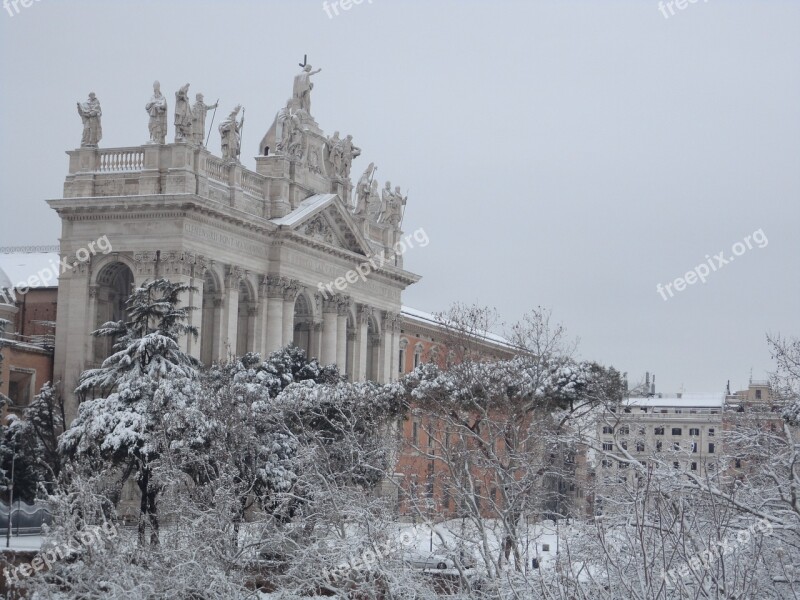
[
  {"xmin": 93, "ymin": 262, "xmax": 134, "ymax": 365},
  {"xmin": 293, "ymin": 294, "xmax": 313, "ymax": 358},
  {"xmin": 200, "ymin": 270, "xmax": 220, "ymax": 365}
]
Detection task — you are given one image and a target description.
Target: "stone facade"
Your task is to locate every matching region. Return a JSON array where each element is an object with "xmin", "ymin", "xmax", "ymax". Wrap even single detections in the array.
[{"xmin": 49, "ymin": 78, "xmax": 420, "ymax": 422}]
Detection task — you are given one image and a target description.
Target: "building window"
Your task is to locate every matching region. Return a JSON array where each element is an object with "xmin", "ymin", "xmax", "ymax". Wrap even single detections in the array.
[
  {"xmin": 672, "ymin": 428, "xmax": 682, "ymax": 436},
  {"xmin": 636, "ymin": 442, "xmax": 645, "ymax": 452},
  {"xmin": 620, "ymin": 441, "xmax": 628, "ymax": 450},
  {"xmin": 412, "ymin": 421, "xmax": 419, "ymax": 446},
  {"xmin": 708, "ymin": 443, "xmax": 715, "ymax": 454},
  {"xmin": 398, "ymin": 349, "xmax": 406, "ymax": 374},
  {"xmin": 601, "ymin": 459, "xmax": 612, "ymax": 468},
  {"xmin": 656, "ymin": 441, "xmax": 662, "ymax": 452},
  {"xmin": 602, "ymin": 442, "xmax": 613, "ymax": 451},
  {"xmin": 708, "ymin": 428, "xmax": 715, "ymax": 437},
  {"xmin": 673, "ymin": 442, "xmax": 680, "ymax": 451},
  {"xmin": 542, "ymin": 544, "xmax": 550, "ymax": 552},
  {"xmin": 413, "ymin": 343, "xmax": 423, "ymax": 368},
  {"xmin": 619, "ymin": 426, "xmax": 630, "ymax": 435},
  {"xmin": 7, "ymin": 369, "xmax": 35, "ymax": 407},
  {"xmin": 654, "ymin": 427, "xmax": 664, "ymax": 436},
  {"xmin": 675, "ymin": 409, "xmax": 682, "ymax": 414},
  {"xmin": 602, "ymin": 426, "xmax": 613, "ymax": 434},
  {"xmin": 735, "ymin": 459, "xmax": 742, "ymax": 468},
  {"xmin": 490, "ymin": 488, "xmax": 497, "ymax": 505},
  {"xmin": 755, "ymin": 389, "xmax": 762, "ymax": 400},
  {"xmin": 673, "ymin": 462, "xmax": 679, "ymax": 469},
  {"xmin": 689, "ymin": 428, "xmax": 700, "ymax": 436},
  {"xmin": 690, "ymin": 442, "xmax": 697, "ymax": 453},
  {"xmin": 690, "ymin": 462, "xmax": 697, "ymax": 471}
]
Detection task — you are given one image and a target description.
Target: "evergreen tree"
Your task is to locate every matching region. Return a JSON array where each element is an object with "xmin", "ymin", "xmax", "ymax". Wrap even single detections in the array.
[{"xmin": 59, "ymin": 279, "xmax": 202, "ymax": 546}]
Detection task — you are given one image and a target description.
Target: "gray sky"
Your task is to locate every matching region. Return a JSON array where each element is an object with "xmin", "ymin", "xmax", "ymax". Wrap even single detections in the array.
[{"xmin": 1, "ymin": 0, "xmax": 798, "ymax": 393}]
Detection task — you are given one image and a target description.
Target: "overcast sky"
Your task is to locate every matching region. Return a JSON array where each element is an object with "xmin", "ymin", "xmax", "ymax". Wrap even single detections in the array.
[{"xmin": 1, "ymin": 0, "xmax": 798, "ymax": 393}]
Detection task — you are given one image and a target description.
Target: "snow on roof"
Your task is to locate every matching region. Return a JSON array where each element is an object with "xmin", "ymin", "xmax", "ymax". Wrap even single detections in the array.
[
  {"xmin": 270, "ymin": 194, "xmax": 337, "ymax": 227},
  {"xmin": 401, "ymin": 305, "xmax": 516, "ymax": 350},
  {"xmin": 624, "ymin": 393, "xmax": 725, "ymax": 408},
  {"xmin": 0, "ymin": 253, "xmax": 61, "ymax": 290}
]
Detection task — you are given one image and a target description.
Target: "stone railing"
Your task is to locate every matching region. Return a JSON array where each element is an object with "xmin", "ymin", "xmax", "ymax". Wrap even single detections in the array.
[
  {"xmin": 98, "ymin": 148, "xmax": 145, "ymax": 173},
  {"xmin": 206, "ymin": 155, "xmax": 230, "ymax": 184},
  {"xmin": 242, "ymin": 170, "xmax": 264, "ymax": 197}
]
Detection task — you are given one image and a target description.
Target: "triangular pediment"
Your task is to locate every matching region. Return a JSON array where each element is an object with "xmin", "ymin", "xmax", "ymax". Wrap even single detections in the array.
[{"xmin": 271, "ymin": 194, "xmax": 371, "ymax": 257}]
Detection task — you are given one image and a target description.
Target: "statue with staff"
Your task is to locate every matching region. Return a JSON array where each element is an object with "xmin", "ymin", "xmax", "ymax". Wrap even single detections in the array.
[
  {"xmin": 219, "ymin": 105, "xmax": 245, "ymax": 162},
  {"xmin": 192, "ymin": 93, "xmax": 218, "ymax": 147},
  {"xmin": 145, "ymin": 81, "xmax": 168, "ymax": 144}
]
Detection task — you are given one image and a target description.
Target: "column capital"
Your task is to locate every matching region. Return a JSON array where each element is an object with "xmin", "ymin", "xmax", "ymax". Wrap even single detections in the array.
[
  {"xmin": 225, "ymin": 265, "xmax": 245, "ymax": 289},
  {"xmin": 357, "ymin": 304, "xmax": 373, "ymax": 325},
  {"xmin": 336, "ymin": 295, "xmax": 353, "ymax": 317}
]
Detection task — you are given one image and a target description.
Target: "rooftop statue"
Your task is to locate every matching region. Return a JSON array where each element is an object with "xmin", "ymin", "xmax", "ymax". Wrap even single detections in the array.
[
  {"xmin": 77, "ymin": 92, "xmax": 102, "ymax": 148},
  {"xmin": 174, "ymin": 83, "xmax": 192, "ymax": 143},
  {"xmin": 146, "ymin": 81, "xmax": 168, "ymax": 145},
  {"xmin": 191, "ymin": 93, "xmax": 218, "ymax": 147},
  {"xmin": 293, "ymin": 63, "xmax": 321, "ymax": 114},
  {"xmin": 219, "ymin": 105, "xmax": 244, "ymax": 162}
]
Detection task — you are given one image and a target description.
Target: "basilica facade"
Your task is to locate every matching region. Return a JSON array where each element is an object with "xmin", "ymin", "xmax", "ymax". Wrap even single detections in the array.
[{"xmin": 51, "ymin": 72, "xmax": 420, "ymax": 422}]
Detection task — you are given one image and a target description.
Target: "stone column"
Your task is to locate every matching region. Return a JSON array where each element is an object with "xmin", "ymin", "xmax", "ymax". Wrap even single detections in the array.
[
  {"xmin": 353, "ymin": 305, "xmax": 372, "ymax": 381},
  {"xmin": 255, "ymin": 276, "xmax": 270, "ymax": 355},
  {"xmin": 221, "ymin": 266, "xmax": 242, "ymax": 360},
  {"xmin": 265, "ymin": 276, "xmax": 285, "ymax": 354},
  {"xmin": 336, "ymin": 296, "xmax": 351, "ymax": 369},
  {"xmin": 321, "ymin": 298, "xmax": 339, "ymax": 366},
  {"xmin": 380, "ymin": 312, "xmax": 398, "ymax": 383},
  {"xmin": 281, "ymin": 279, "xmax": 300, "ymax": 347},
  {"xmin": 53, "ymin": 256, "xmax": 92, "ymax": 424}
]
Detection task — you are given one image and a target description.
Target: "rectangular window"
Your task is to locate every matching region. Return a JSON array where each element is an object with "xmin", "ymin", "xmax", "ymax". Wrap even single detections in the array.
[
  {"xmin": 689, "ymin": 428, "xmax": 700, "ymax": 436},
  {"xmin": 412, "ymin": 422, "xmax": 418, "ymax": 446},
  {"xmin": 601, "ymin": 459, "xmax": 612, "ymax": 468},
  {"xmin": 602, "ymin": 426, "xmax": 613, "ymax": 434},
  {"xmin": 7, "ymin": 369, "xmax": 34, "ymax": 407},
  {"xmin": 755, "ymin": 389, "xmax": 762, "ymax": 400},
  {"xmin": 708, "ymin": 428, "xmax": 715, "ymax": 437},
  {"xmin": 619, "ymin": 426, "xmax": 630, "ymax": 435},
  {"xmin": 708, "ymin": 443, "xmax": 715, "ymax": 454},
  {"xmin": 636, "ymin": 442, "xmax": 645, "ymax": 452},
  {"xmin": 691, "ymin": 442, "xmax": 697, "ymax": 453},
  {"xmin": 490, "ymin": 488, "xmax": 497, "ymax": 505},
  {"xmin": 673, "ymin": 462, "xmax": 679, "ymax": 469},
  {"xmin": 654, "ymin": 427, "xmax": 664, "ymax": 436},
  {"xmin": 656, "ymin": 441, "xmax": 662, "ymax": 452},
  {"xmin": 675, "ymin": 409, "xmax": 682, "ymax": 414},
  {"xmin": 398, "ymin": 349, "xmax": 405, "ymax": 374},
  {"xmin": 673, "ymin": 442, "xmax": 680, "ymax": 451},
  {"xmin": 621, "ymin": 441, "xmax": 628, "ymax": 450},
  {"xmin": 672, "ymin": 428, "xmax": 682, "ymax": 436},
  {"xmin": 691, "ymin": 462, "xmax": 697, "ymax": 471},
  {"xmin": 602, "ymin": 442, "xmax": 613, "ymax": 451},
  {"xmin": 735, "ymin": 459, "xmax": 742, "ymax": 468}
]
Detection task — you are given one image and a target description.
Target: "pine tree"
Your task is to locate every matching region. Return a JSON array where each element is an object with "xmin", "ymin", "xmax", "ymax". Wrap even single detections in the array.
[{"xmin": 59, "ymin": 279, "xmax": 202, "ymax": 546}]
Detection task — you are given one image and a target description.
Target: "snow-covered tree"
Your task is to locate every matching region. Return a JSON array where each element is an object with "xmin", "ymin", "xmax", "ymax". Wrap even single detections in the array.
[{"xmin": 59, "ymin": 278, "xmax": 204, "ymax": 546}]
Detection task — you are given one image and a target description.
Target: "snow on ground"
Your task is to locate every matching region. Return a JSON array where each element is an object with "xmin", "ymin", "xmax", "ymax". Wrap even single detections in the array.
[{"xmin": 0, "ymin": 535, "xmax": 44, "ymax": 551}]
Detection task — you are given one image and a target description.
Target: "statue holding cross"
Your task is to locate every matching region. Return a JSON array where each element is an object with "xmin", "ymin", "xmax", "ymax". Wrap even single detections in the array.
[{"xmin": 293, "ymin": 56, "xmax": 322, "ymax": 114}]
